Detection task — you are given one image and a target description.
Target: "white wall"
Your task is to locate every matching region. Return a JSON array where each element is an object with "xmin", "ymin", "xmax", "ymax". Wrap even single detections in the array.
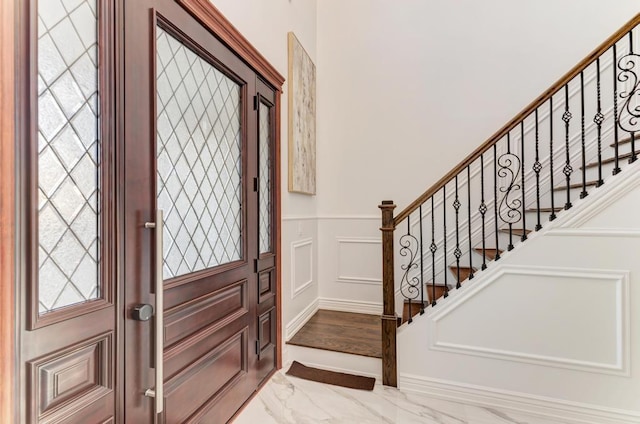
[
  {"xmin": 315, "ymin": 0, "xmax": 639, "ymax": 308},
  {"xmin": 209, "ymin": 0, "xmax": 320, "ymax": 340},
  {"xmin": 397, "ymin": 163, "xmax": 640, "ymax": 423}
]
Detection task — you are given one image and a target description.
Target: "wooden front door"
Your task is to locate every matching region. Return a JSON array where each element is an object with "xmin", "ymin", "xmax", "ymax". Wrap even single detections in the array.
[
  {"xmin": 122, "ymin": 0, "xmax": 278, "ymax": 422},
  {"xmin": 16, "ymin": 0, "xmax": 280, "ymax": 422}
]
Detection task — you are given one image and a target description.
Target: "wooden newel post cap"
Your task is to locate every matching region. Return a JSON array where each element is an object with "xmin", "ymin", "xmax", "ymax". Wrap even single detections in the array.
[{"xmin": 379, "ymin": 200, "xmax": 396, "ymax": 209}]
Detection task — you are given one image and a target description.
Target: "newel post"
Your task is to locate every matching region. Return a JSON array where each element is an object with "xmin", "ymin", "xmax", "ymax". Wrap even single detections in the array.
[{"xmin": 379, "ymin": 200, "xmax": 397, "ymax": 387}]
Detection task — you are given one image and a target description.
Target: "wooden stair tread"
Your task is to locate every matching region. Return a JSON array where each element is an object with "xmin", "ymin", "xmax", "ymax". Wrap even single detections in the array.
[
  {"xmin": 609, "ymin": 135, "xmax": 634, "ymax": 147},
  {"xmin": 474, "ymin": 248, "xmax": 503, "ymax": 260},
  {"xmin": 526, "ymin": 207, "xmax": 562, "ymax": 213},
  {"xmin": 583, "ymin": 150, "xmax": 639, "ymax": 169},
  {"xmin": 552, "ymin": 180, "xmax": 600, "ymax": 191},
  {"xmin": 448, "ymin": 265, "xmax": 476, "ymax": 282},
  {"xmin": 500, "ymin": 228, "xmax": 532, "ymax": 236},
  {"xmin": 401, "ymin": 300, "xmax": 427, "ymax": 324}
]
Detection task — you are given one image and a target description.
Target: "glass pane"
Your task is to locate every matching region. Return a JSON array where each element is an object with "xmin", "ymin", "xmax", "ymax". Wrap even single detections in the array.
[
  {"xmin": 259, "ymin": 102, "xmax": 272, "ymax": 254},
  {"xmin": 38, "ymin": 0, "xmax": 100, "ymax": 313},
  {"xmin": 156, "ymin": 27, "xmax": 243, "ymax": 279}
]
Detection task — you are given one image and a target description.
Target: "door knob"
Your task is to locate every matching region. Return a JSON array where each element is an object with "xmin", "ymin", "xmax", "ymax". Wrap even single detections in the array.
[{"xmin": 132, "ymin": 304, "xmax": 154, "ymax": 321}]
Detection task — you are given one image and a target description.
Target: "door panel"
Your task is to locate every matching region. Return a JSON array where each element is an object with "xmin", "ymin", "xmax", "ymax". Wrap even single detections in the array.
[
  {"xmin": 19, "ymin": 0, "xmax": 117, "ymax": 422},
  {"xmin": 124, "ymin": 1, "xmax": 271, "ymax": 422}
]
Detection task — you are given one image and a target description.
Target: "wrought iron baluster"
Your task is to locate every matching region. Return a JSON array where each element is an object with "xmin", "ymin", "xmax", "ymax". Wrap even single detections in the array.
[
  {"xmin": 419, "ymin": 205, "xmax": 425, "ymax": 315},
  {"xmin": 520, "ymin": 122, "xmax": 527, "ymax": 241},
  {"xmin": 443, "ymin": 186, "xmax": 449, "ymax": 297},
  {"xmin": 533, "ymin": 109, "xmax": 542, "ymax": 230},
  {"xmin": 629, "ymin": 31, "xmax": 637, "ymax": 164},
  {"xmin": 479, "ymin": 155, "xmax": 487, "ymax": 269},
  {"xmin": 493, "ymin": 144, "xmax": 501, "ymax": 259},
  {"xmin": 594, "ymin": 58, "xmax": 604, "ymax": 186},
  {"xmin": 430, "ymin": 196, "xmax": 437, "ymax": 306},
  {"xmin": 580, "ymin": 71, "xmax": 588, "ymax": 199},
  {"xmin": 617, "ymin": 31, "xmax": 640, "ymax": 164},
  {"xmin": 498, "ymin": 133, "xmax": 521, "ymax": 251},
  {"xmin": 549, "ymin": 97, "xmax": 557, "ymax": 220},
  {"xmin": 613, "ymin": 43, "xmax": 621, "ymax": 175},
  {"xmin": 399, "ymin": 217, "xmax": 420, "ymax": 323},
  {"xmin": 467, "ymin": 166, "xmax": 474, "ymax": 279},
  {"xmin": 453, "ymin": 176, "xmax": 461, "ymax": 289},
  {"xmin": 563, "ymin": 84, "xmax": 573, "ymax": 210}
]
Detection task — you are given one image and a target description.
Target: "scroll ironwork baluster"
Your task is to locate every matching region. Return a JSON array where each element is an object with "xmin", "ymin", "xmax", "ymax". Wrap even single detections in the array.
[
  {"xmin": 549, "ymin": 97, "xmax": 557, "ymax": 220},
  {"xmin": 520, "ymin": 122, "xmax": 527, "ymax": 241},
  {"xmin": 453, "ymin": 176, "xmax": 461, "ymax": 289},
  {"xmin": 618, "ymin": 31, "xmax": 638, "ymax": 164},
  {"xmin": 498, "ymin": 133, "xmax": 521, "ymax": 251},
  {"xmin": 580, "ymin": 71, "xmax": 588, "ymax": 199},
  {"xmin": 628, "ymin": 31, "xmax": 637, "ymax": 163},
  {"xmin": 399, "ymin": 217, "xmax": 419, "ymax": 323},
  {"xmin": 533, "ymin": 109, "xmax": 542, "ymax": 231},
  {"xmin": 493, "ymin": 144, "xmax": 500, "ymax": 260},
  {"xmin": 430, "ymin": 196, "xmax": 437, "ymax": 306},
  {"xmin": 479, "ymin": 155, "xmax": 487, "ymax": 269},
  {"xmin": 594, "ymin": 58, "xmax": 604, "ymax": 187},
  {"xmin": 467, "ymin": 166, "xmax": 474, "ymax": 279},
  {"xmin": 563, "ymin": 84, "xmax": 573, "ymax": 210}
]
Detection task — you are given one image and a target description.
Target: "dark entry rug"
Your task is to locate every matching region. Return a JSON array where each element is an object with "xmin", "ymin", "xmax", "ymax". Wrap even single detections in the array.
[{"xmin": 285, "ymin": 361, "xmax": 376, "ymax": 391}]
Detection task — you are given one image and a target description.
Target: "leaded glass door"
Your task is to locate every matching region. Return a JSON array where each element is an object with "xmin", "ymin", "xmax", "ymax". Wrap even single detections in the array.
[
  {"xmin": 16, "ymin": 0, "xmax": 118, "ymax": 422},
  {"xmin": 123, "ymin": 0, "xmax": 278, "ymax": 423},
  {"xmin": 17, "ymin": 0, "xmax": 279, "ymax": 422}
]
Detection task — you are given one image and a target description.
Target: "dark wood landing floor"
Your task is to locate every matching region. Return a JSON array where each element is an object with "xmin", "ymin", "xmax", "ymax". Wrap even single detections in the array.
[{"xmin": 287, "ymin": 310, "xmax": 382, "ymax": 358}]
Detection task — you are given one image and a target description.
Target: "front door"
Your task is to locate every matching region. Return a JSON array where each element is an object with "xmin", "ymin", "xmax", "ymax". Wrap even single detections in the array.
[
  {"xmin": 17, "ymin": 0, "xmax": 279, "ymax": 422},
  {"xmin": 123, "ymin": 0, "xmax": 278, "ymax": 422}
]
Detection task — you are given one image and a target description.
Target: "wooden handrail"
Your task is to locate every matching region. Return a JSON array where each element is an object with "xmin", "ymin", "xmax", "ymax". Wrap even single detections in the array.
[{"xmin": 394, "ymin": 12, "xmax": 640, "ymax": 226}]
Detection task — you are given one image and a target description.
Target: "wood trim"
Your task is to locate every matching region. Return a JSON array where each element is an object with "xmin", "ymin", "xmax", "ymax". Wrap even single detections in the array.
[
  {"xmin": 0, "ymin": 0, "xmax": 15, "ymax": 421},
  {"xmin": 394, "ymin": 12, "xmax": 640, "ymax": 225},
  {"xmin": 275, "ymin": 88, "xmax": 283, "ymax": 369},
  {"xmin": 175, "ymin": 0, "xmax": 285, "ymax": 91}
]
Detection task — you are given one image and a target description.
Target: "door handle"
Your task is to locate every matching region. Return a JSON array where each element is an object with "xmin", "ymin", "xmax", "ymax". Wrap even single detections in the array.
[{"xmin": 144, "ymin": 210, "xmax": 164, "ymax": 414}]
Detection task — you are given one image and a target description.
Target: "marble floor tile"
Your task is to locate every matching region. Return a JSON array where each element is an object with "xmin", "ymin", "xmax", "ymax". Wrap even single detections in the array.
[{"xmin": 233, "ymin": 371, "xmax": 573, "ymax": 424}]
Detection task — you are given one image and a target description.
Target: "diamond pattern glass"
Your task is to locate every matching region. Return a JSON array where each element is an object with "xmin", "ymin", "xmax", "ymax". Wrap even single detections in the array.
[
  {"xmin": 37, "ymin": 0, "xmax": 100, "ymax": 313},
  {"xmin": 259, "ymin": 102, "xmax": 272, "ymax": 254},
  {"xmin": 156, "ymin": 27, "xmax": 243, "ymax": 279}
]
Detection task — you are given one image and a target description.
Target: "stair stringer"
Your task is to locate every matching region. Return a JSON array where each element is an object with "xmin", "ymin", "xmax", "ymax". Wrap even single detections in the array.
[{"xmin": 396, "ymin": 161, "xmax": 640, "ymax": 424}]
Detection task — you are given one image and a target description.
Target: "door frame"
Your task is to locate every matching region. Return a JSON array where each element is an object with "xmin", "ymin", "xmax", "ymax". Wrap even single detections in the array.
[
  {"xmin": 0, "ymin": 0, "xmax": 16, "ymax": 421},
  {"xmin": 0, "ymin": 0, "xmax": 284, "ymax": 421}
]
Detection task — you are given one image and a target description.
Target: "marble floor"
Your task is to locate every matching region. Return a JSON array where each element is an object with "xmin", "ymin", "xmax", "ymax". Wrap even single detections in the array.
[{"xmin": 233, "ymin": 370, "xmax": 573, "ymax": 424}]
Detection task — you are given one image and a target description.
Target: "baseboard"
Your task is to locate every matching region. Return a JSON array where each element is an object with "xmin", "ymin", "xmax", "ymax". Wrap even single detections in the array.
[
  {"xmin": 318, "ymin": 297, "xmax": 383, "ymax": 315},
  {"xmin": 285, "ymin": 298, "xmax": 319, "ymax": 341},
  {"xmin": 399, "ymin": 373, "xmax": 640, "ymax": 424}
]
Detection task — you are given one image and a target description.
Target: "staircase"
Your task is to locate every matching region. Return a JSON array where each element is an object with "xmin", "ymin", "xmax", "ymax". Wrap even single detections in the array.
[
  {"xmin": 282, "ymin": 15, "xmax": 640, "ymax": 423},
  {"xmin": 378, "ymin": 13, "xmax": 640, "ymax": 391}
]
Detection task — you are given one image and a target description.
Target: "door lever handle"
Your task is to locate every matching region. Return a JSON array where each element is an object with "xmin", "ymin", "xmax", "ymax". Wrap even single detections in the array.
[{"xmin": 144, "ymin": 210, "xmax": 164, "ymax": 415}]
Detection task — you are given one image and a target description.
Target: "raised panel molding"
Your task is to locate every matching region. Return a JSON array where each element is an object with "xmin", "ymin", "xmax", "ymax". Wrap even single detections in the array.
[
  {"xmin": 336, "ymin": 237, "xmax": 382, "ymax": 285},
  {"xmin": 291, "ymin": 238, "xmax": 313, "ymax": 298},
  {"xmin": 29, "ymin": 333, "xmax": 113, "ymax": 423},
  {"xmin": 429, "ymin": 265, "xmax": 630, "ymax": 376},
  {"xmin": 164, "ymin": 279, "xmax": 247, "ymax": 349}
]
